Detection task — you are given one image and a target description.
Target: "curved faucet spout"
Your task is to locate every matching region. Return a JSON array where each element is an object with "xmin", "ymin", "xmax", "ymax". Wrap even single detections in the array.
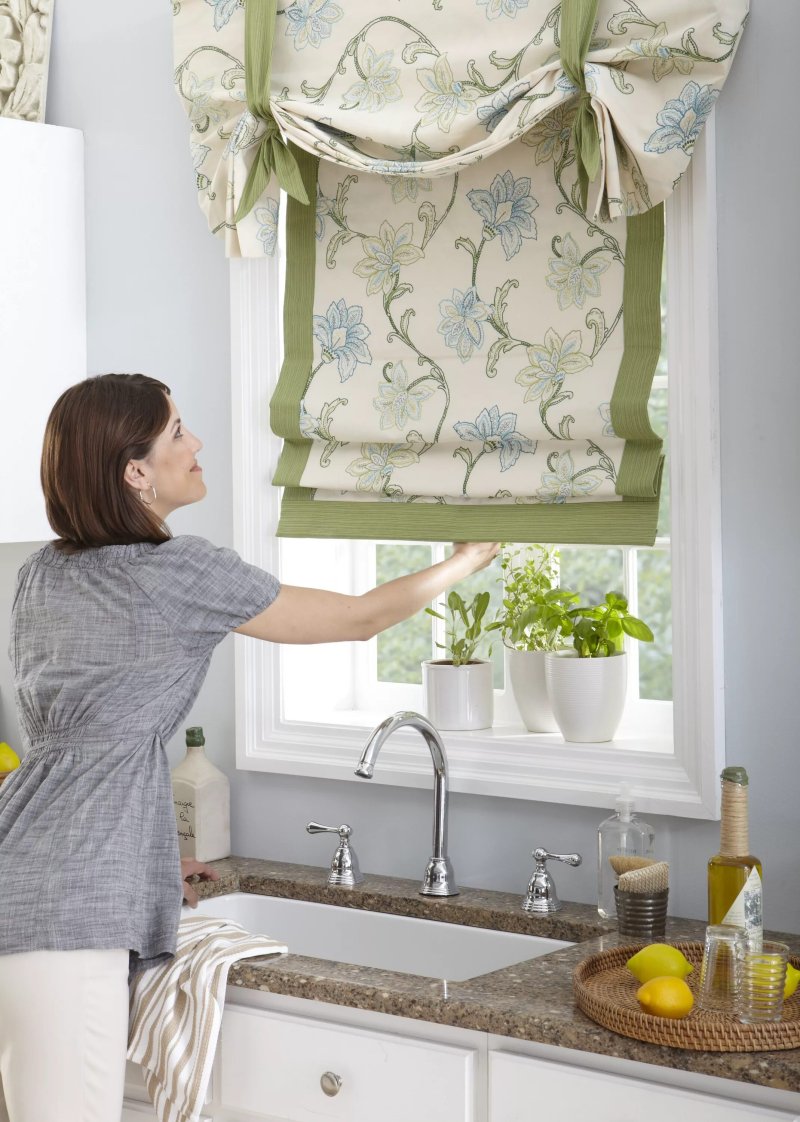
[{"xmin": 355, "ymin": 711, "xmax": 458, "ymax": 897}]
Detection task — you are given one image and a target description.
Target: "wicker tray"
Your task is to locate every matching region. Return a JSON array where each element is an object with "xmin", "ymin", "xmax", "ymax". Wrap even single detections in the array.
[{"xmin": 573, "ymin": 942, "xmax": 800, "ymax": 1052}]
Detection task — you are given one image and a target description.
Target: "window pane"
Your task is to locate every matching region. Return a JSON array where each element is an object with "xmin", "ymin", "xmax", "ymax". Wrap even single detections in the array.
[
  {"xmin": 557, "ymin": 548, "xmax": 624, "ymax": 605},
  {"xmin": 648, "ymin": 385, "xmax": 670, "ymax": 539},
  {"xmin": 376, "ymin": 544, "xmax": 433, "ymax": 684},
  {"xmin": 637, "ymin": 548, "xmax": 673, "ymax": 700}
]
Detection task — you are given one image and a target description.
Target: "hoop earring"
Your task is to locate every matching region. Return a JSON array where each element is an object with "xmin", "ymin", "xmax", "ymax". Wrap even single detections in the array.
[{"xmin": 139, "ymin": 486, "xmax": 157, "ymax": 506}]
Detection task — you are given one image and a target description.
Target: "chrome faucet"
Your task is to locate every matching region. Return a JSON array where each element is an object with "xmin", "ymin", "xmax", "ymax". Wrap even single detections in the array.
[{"xmin": 355, "ymin": 711, "xmax": 458, "ymax": 897}]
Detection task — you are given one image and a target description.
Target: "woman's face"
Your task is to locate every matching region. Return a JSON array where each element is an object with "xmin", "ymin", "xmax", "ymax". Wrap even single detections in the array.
[{"xmin": 125, "ymin": 395, "xmax": 206, "ymax": 517}]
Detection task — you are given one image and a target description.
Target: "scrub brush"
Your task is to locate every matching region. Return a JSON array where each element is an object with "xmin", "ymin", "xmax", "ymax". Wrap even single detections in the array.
[
  {"xmin": 617, "ymin": 861, "xmax": 669, "ymax": 894},
  {"xmin": 608, "ymin": 855, "xmax": 656, "ymax": 876}
]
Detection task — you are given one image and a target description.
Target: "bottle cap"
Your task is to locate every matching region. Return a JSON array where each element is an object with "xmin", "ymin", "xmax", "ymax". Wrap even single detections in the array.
[
  {"xmin": 186, "ymin": 726, "xmax": 205, "ymax": 747},
  {"xmin": 721, "ymin": 766, "xmax": 748, "ymax": 786}
]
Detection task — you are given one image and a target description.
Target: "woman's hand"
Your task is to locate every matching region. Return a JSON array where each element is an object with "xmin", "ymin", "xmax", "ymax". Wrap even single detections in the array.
[
  {"xmin": 181, "ymin": 857, "xmax": 220, "ymax": 908},
  {"xmin": 450, "ymin": 541, "xmax": 500, "ymax": 575}
]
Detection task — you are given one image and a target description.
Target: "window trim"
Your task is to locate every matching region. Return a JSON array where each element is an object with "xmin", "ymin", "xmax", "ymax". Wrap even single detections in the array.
[{"xmin": 230, "ymin": 125, "xmax": 724, "ymax": 821}]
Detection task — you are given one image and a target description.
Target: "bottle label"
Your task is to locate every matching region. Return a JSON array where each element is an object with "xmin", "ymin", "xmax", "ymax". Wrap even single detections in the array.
[
  {"xmin": 175, "ymin": 797, "xmax": 196, "ymax": 843},
  {"xmin": 722, "ymin": 866, "xmax": 763, "ymax": 950}
]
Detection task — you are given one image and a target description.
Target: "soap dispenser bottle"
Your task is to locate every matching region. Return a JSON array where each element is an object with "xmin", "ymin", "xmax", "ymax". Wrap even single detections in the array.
[
  {"xmin": 597, "ymin": 785, "xmax": 655, "ymax": 918},
  {"xmin": 171, "ymin": 726, "xmax": 231, "ymax": 862}
]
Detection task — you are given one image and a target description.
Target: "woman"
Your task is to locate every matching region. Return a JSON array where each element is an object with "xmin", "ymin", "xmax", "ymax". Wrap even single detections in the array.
[{"xmin": 0, "ymin": 373, "xmax": 497, "ymax": 1122}]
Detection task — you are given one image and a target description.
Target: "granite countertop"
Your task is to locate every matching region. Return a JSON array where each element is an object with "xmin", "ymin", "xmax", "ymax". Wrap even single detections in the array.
[{"xmin": 190, "ymin": 856, "xmax": 800, "ymax": 1095}]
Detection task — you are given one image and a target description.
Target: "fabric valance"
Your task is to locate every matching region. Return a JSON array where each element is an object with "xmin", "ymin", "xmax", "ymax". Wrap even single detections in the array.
[{"xmin": 172, "ymin": 0, "xmax": 748, "ymax": 543}]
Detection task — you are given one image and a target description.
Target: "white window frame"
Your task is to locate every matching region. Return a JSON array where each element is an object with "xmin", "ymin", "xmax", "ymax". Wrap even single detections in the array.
[{"xmin": 230, "ymin": 126, "xmax": 724, "ymax": 821}]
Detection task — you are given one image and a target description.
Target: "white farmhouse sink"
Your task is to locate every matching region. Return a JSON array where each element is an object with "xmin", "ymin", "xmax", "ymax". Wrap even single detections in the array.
[{"xmin": 183, "ymin": 891, "xmax": 572, "ymax": 982}]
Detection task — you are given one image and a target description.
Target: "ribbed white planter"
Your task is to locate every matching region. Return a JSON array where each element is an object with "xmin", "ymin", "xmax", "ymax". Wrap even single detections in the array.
[
  {"xmin": 422, "ymin": 659, "xmax": 493, "ymax": 731},
  {"xmin": 507, "ymin": 648, "xmax": 558, "ymax": 733},
  {"xmin": 544, "ymin": 651, "xmax": 628, "ymax": 743}
]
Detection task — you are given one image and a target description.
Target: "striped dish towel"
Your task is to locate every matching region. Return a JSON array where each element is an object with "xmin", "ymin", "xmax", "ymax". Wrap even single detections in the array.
[{"xmin": 127, "ymin": 914, "xmax": 287, "ymax": 1122}]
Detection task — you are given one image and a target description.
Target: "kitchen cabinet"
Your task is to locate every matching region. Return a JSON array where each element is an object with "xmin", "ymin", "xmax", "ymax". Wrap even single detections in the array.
[
  {"xmin": 217, "ymin": 1004, "xmax": 477, "ymax": 1122},
  {"xmin": 122, "ymin": 989, "xmax": 800, "ymax": 1122},
  {"xmin": 0, "ymin": 117, "xmax": 86, "ymax": 542},
  {"xmin": 488, "ymin": 1050, "xmax": 800, "ymax": 1122}
]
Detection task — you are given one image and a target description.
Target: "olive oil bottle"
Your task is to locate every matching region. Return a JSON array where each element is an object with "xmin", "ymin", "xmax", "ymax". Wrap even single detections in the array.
[{"xmin": 708, "ymin": 766, "xmax": 763, "ymax": 949}]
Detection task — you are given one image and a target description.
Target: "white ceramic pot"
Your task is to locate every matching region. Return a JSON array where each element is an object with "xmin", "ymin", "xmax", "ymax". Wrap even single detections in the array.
[
  {"xmin": 544, "ymin": 650, "xmax": 628, "ymax": 743},
  {"xmin": 422, "ymin": 659, "xmax": 493, "ymax": 731},
  {"xmin": 507, "ymin": 648, "xmax": 559, "ymax": 733}
]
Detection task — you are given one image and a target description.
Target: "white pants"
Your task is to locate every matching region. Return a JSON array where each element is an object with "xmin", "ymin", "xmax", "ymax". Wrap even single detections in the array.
[{"xmin": 0, "ymin": 948, "xmax": 129, "ymax": 1122}]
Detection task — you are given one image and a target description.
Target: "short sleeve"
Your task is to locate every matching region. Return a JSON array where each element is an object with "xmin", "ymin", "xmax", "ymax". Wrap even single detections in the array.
[{"xmin": 129, "ymin": 535, "xmax": 280, "ymax": 653}]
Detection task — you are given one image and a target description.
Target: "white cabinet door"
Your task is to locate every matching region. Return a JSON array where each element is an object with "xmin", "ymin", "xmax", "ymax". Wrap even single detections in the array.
[
  {"xmin": 489, "ymin": 1052, "xmax": 800, "ymax": 1122},
  {"xmin": 0, "ymin": 117, "xmax": 86, "ymax": 542},
  {"xmin": 219, "ymin": 1005, "xmax": 476, "ymax": 1122}
]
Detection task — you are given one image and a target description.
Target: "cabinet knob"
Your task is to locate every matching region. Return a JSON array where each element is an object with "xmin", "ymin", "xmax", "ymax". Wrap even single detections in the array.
[{"xmin": 320, "ymin": 1070, "xmax": 343, "ymax": 1097}]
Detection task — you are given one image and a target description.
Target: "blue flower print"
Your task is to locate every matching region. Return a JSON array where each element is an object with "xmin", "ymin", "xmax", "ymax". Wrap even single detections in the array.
[
  {"xmin": 438, "ymin": 287, "xmax": 493, "ymax": 363},
  {"xmin": 204, "ymin": 0, "xmax": 241, "ymax": 31},
  {"xmin": 477, "ymin": 0, "xmax": 529, "ymax": 19},
  {"xmin": 313, "ymin": 300, "xmax": 373, "ymax": 382},
  {"xmin": 285, "ymin": 0, "xmax": 343, "ymax": 51},
  {"xmin": 454, "ymin": 406, "xmax": 536, "ymax": 472},
  {"xmin": 537, "ymin": 452, "xmax": 602, "ymax": 503},
  {"xmin": 477, "ymin": 82, "xmax": 531, "ymax": 133},
  {"xmin": 345, "ymin": 443, "xmax": 419, "ymax": 494},
  {"xmin": 185, "ymin": 71, "xmax": 225, "ymax": 132},
  {"xmin": 354, "ymin": 221, "xmax": 424, "ymax": 296},
  {"xmin": 515, "ymin": 329, "xmax": 592, "ymax": 402},
  {"xmin": 645, "ymin": 80, "xmax": 719, "ymax": 154},
  {"xmin": 556, "ymin": 62, "xmax": 599, "ymax": 97},
  {"xmin": 382, "ymin": 175, "xmax": 432, "ymax": 204},
  {"xmin": 374, "ymin": 362, "xmax": 435, "ymax": 431},
  {"xmin": 546, "ymin": 233, "xmax": 610, "ymax": 310},
  {"xmin": 415, "ymin": 55, "xmax": 480, "ymax": 133},
  {"xmin": 599, "ymin": 402, "xmax": 615, "ymax": 437},
  {"xmin": 299, "ymin": 404, "xmax": 319, "ymax": 438},
  {"xmin": 316, "ymin": 184, "xmax": 335, "ymax": 241},
  {"xmin": 254, "ymin": 198, "xmax": 279, "ymax": 257},
  {"xmin": 342, "ymin": 46, "xmax": 402, "ymax": 113},
  {"xmin": 468, "ymin": 171, "xmax": 538, "ymax": 260}
]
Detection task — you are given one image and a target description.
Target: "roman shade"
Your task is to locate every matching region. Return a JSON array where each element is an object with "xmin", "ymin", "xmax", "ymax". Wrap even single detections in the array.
[{"xmin": 173, "ymin": 0, "xmax": 748, "ymax": 542}]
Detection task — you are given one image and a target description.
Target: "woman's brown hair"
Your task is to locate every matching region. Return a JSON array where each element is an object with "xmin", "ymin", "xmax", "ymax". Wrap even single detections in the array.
[{"xmin": 41, "ymin": 373, "xmax": 173, "ymax": 552}]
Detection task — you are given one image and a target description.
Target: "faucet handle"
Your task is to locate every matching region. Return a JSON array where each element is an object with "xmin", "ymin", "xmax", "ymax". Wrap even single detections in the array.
[
  {"xmin": 522, "ymin": 847, "xmax": 582, "ymax": 914},
  {"xmin": 306, "ymin": 822, "xmax": 364, "ymax": 887}
]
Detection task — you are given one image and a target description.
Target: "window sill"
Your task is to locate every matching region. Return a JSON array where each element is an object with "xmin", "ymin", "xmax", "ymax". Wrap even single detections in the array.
[{"xmin": 234, "ymin": 657, "xmax": 714, "ymax": 818}]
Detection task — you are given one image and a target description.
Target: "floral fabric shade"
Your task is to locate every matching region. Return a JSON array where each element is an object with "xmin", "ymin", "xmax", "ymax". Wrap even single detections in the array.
[{"xmin": 172, "ymin": 0, "xmax": 748, "ymax": 543}]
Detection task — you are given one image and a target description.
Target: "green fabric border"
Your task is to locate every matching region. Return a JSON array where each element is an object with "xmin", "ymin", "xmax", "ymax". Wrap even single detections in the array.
[
  {"xmin": 277, "ymin": 489, "xmax": 659, "ymax": 545},
  {"xmin": 613, "ymin": 203, "xmax": 665, "ymax": 500},
  {"xmin": 269, "ymin": 143, "xmax": 319, "ymax": 450}
]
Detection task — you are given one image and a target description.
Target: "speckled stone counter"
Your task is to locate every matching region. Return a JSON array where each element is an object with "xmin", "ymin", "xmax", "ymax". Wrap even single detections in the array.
[{"xmin": 187, "ymin": 856, "xmax": 800, "ymax": 1095}]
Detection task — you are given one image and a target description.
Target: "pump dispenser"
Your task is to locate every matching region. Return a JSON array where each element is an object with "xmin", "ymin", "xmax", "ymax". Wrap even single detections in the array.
[
  {"xmin": 597, "ymin": 784, "xmax": 655, "ymax": 918},
  {"xmin": 171, "ymin": 726, "xmax": 231, "ymax": 862}
]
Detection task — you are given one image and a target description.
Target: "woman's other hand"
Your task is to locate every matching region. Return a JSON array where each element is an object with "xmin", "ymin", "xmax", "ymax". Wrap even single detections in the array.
[{"xmin": 181, "ymin": 857, "xmax": 220, "ymax": 908}]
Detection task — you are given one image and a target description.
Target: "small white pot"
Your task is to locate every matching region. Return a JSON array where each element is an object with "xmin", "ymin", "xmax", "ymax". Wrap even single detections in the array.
[
  {"xmin": 422, "ymin": 659, "xmax": 493, "ymax": 731},
  {"xmin": 544, "ymin": 650, "xmax": 628, "ymax": 743},
  {"xmin": 507, "ymin": 648, "xmax": 558, "ymax": 733}
]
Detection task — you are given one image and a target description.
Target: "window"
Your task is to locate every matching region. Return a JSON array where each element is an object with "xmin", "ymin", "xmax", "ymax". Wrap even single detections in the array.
[{"xmin": 230, "ymin": 127, "xmax": 724, "ymax": 820}]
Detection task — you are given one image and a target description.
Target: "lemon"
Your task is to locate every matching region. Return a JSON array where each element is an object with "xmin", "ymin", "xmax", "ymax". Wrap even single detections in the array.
[
  {"xmin": 0, "ymin": 743, "xmax": 20, "ymax": 774},
  {"xmin": 784, "ymin": 963, "xmax": 800, "ymax": 1000},
  {"xmin": 626, "ymin": 943, "xmax": 694, "ymax": 983},
  {"xmin": 636, "ymin": 976, "xmax": 694, "ymax": 1019}
]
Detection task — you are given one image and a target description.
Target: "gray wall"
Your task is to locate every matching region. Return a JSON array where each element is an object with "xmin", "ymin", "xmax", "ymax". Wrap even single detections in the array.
[{"xmin": 2, "ymin": 1, "xmax": 797, "ymax": 931}]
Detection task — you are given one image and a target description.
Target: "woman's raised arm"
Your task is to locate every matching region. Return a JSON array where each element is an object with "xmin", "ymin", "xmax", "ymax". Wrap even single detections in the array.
[{"xmin": 233, "ymin": 542, "xmax": 499, "ymax": 645}]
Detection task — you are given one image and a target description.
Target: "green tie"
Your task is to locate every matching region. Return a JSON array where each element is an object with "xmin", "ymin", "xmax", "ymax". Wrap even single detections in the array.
[
  {"xmin": 235, "ymin": 0, "xmax": 309, "ymax": 224},
  {"xmin": 560, "ymin": 0, "xmax": 602, "ymax": 214}
]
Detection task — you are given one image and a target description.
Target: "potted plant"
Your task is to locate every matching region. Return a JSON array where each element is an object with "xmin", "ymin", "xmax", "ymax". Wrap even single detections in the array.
[
  {"xmin": 423, "ymin": 589, "xmax": 497, "ymax": 731},
  {"xmin": 544, "ymin": 592, "xmax": 654, "ymax": 743},
  {"xmin": 494, "ymin": 545, "xmax": 578, "ymax": 732}
]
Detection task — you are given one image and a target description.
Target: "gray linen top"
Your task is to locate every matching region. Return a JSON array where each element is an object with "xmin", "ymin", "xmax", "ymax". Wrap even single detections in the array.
[{"xmin": 0, "ymin": 535, "xmax": 280, "ymax": 982}]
